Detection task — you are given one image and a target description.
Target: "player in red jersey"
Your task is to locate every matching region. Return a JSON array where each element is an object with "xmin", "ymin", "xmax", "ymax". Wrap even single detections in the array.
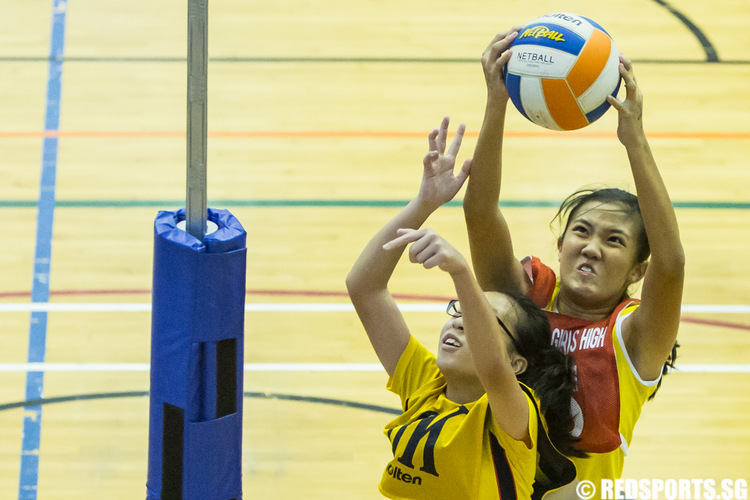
[{"xmin": 462, "ymin": 29, "xmax": 685, "ymax": 482}]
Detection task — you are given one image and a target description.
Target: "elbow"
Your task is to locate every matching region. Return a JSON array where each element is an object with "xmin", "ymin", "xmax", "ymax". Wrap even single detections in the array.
[
  {"xmin": 675, "ymin": 244, "xmax": 686, "ymax": 267},
  {"xmin": 650, "ymin": 244, "xmax": 685, "ymax": 282},
  {"xmin": 345, "ymin": 269, "xmax": 363, "ymax": 299},
  {"xmin": 346, "ymin": 268, "xmax": 382, "ymax": 303},
  {"xmin": 463, "ymin": 197, "xmax": 503, "ymax": 231},
  {"xmin": 462, "ymin": 192, "xmax": 477, "ymax": 216},
  {"xmin": 663, "ymin": 243, "xmax": 686, "ymax": 275},
  {"xmin": 673, "ymin": 247, "xmax": 686, "ymax": 274},
  {"xmin": 462, "ymin": 189, "xmax": 489, "ymax": 218}
]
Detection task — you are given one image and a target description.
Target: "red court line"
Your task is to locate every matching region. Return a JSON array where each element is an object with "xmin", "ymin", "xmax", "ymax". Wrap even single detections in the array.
[
  {"xmin": 679, "ymin": 316, "xmax": 750, "ymax": 332},
  {"xmin": 1, "ymin": 130, "xmax": 749, "ymax": 140},
  {"xmin": 1, "ymin": 289, "xmax": 748, "ymax": 331},
  {"xmin": 0, "ymin": 288, "xmax": 450, "ymax": 303}
]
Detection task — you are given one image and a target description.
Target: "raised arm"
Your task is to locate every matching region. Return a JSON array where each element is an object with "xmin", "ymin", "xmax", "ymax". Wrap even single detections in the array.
[
  {"xmin": 346, "ymin": 118, "xmax": 471, "ymax": 377},
  {"xmin": 610, "ymin": 57, "xmax": 686, "ymax": 380},
  {"xmin": 463, "ymin": 29, "xmax": 529, "ymax": 295},
  {"xmin": 384, "ymin": 228, "xmax": 531, "ymax": 443}
]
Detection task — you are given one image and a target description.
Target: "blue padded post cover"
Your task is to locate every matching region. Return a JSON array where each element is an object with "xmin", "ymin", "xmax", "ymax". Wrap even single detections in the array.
[{"xmin": 146, "ymin": 208, "xmax": 246, "ymax": 500}]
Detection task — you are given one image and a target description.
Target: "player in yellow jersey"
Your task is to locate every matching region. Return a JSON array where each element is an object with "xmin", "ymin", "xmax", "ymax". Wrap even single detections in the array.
[
  {"xmin": 463, "ymin": 29, "xmax": 685, "ymax": 483},
  {"xmin": 346, "ymin": 117, "xmax": 581, "ymax": 499}
]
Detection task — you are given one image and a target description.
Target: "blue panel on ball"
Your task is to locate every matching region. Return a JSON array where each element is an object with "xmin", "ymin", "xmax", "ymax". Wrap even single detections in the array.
[
  {"xmin": 511, "ymin": 22, "xmax": 585, "ymax": 56},
  {"xmin": 504, "ymin": 72, "xmax": 530, "ymax": 121},
  {"xmin": 584, "ymin": 99, "xmax": 612, "ymax": 125},
  {"xmin": 581, "ymin": 16, "xmax": 612, "ymax": 37}
]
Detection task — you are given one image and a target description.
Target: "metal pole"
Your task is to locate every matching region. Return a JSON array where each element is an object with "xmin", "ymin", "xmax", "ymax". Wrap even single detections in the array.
[{"xmin": 186, "ymin": 0, "xmax": 208, "ymax": 241}]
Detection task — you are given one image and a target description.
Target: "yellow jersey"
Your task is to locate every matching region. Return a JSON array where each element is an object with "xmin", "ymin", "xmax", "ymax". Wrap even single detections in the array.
[{"xmin": 380, "ymin": 336, "xmax": 538, "ymax": 500}]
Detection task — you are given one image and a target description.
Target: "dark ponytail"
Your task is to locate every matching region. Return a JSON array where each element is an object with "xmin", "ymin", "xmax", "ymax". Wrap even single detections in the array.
[
  {"xmin": 508, "ymin": 294, "xmax": 587, "ymax": 458},
  {"xmin": 649, "ymin": 341, "xmax": 679, "ymax": 401}
]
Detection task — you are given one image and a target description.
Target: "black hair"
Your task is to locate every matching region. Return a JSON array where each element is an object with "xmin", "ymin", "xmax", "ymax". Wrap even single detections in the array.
[
  {"xmin": 649, "ymin": 341, "xmax": 679, "ymax": 400},
  {"xmin": 507, "ymin": 293, "xmax": 586, "ymax": 458},
  {"xmin": 552, "ymin": 187, "xmax": 651, "ymax": 264}
]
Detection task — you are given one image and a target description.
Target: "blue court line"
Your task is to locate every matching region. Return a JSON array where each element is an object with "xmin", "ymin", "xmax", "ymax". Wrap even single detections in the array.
[{"xmin": 18, "ymin": 1, "xmax": 67, "ymax": 498}]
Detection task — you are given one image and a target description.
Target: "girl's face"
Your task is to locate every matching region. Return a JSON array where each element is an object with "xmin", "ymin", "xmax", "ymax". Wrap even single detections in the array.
[
  {"xmin": 557, "ymin": 201, "xmax": 646, "ymax": 311},
  {"xmin": 436, "ymin": 313, "xmax": 476, "ymax": 379},
  {"xmin": 436, "ymin": 294, "xmax": 520, "ymax": 379}
]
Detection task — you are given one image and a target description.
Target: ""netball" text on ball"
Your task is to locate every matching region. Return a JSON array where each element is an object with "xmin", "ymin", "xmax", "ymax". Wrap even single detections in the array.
[
  {"xmin": 516, "ymin": 52, "xmax": 555, "ymax": 64},
  {"xmin": 520, "ymin": 26, "xmax": 565, "ymax": 42}
]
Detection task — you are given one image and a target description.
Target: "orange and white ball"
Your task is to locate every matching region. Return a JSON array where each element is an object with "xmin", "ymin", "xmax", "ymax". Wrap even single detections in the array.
[{"xmin": 505, "ymin": 13, "xmax": 621, "ymax": 131}]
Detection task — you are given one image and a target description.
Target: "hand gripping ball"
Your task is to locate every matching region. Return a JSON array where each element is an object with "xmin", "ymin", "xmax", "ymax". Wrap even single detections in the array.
[{"xmin": 504, "ymin": 13, "xmax": 622, "ymax": 131}]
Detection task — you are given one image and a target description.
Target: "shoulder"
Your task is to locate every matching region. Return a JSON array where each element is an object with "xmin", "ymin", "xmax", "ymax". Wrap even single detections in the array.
[
  {"xmin": 521, "ymin": 256, "xmax": 557, "ymax": 308},
  {"xmin": 612, "ymin": 301, "xmax": 662, "ymax": 387},
  {"xmin": 612, "ymin": 298, "xmax": 639, "ymax": 319},
  {"xmin": 387, "ymin": 337, "xmax": 443, "ymax": 406}
]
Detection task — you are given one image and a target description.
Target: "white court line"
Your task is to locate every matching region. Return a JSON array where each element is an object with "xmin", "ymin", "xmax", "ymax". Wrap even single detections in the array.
[
  {"xmin": 672, "ymin": 365, "xmax": 750, "ymax": 373},
  {"xmin": 0, "ymin": 363, "xmax": 748, "ymax": 373},
  {"xmin": 0, "ymin": 363, "xmax": 384, "ymax": 372},
  {"xmin": 0, "ymin": 303, "xmax": 152, "ymax": 312},
  {"xmin": 0, "ymin": 303, "xmax": 749, "ymax": 313}
]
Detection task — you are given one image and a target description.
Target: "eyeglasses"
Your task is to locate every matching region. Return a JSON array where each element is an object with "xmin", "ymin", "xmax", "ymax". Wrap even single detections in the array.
[{"xmin": 446, "ymin": 299, "xmax": 520, "ymax": 350}]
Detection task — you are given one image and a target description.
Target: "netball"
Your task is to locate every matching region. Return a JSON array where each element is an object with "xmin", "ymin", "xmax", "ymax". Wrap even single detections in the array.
[{"xmin": 504, "ymin": 12, "xmax": 621, "ymax": 131}]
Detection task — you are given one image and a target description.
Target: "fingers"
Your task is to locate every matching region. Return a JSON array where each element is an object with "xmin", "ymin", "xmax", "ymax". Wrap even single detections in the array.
[
  {"xmin": 422, "ymin": 150, "xmax": 439, "ymax": 169},
  {"xmin": 384, "ymin": 229, "xmax": 464, "ymax": 272},
  {"xmin": 619, "ymin": 54, "xmax": 634, "ymax": 73},
  {"xmin": 483, "ymin": 32, "xmax": 508, "ymax": 57},
  {"xmin": 382, "ymin": 229, "xmax": 439, "ymax": 266},
  {"xmin": 484, "ymin": 29, "xmax": 520, "ymax": 64},
  {"xmin": 456, "ymin": 158, "xmax": 472, "ymax": 184},
  {"xmin": 427, "ymin": 116, "xmax": 467, "ymax": 159},
  {"xmin": 606, "ymin": 54, "xmax": 642, "ymax": 113},
  {"xmin": 427, "ymin": 128, "xmax": 439, "ymax": 154},
  {"xmin": 405, "ymin": 230, "xmax": 436, "ymax": 265},
  {"xmin": 484, "ymin": 26, "xmax": 523, "ymax": 55},
  {"xmin": 618, "ymin": 54, "xmax": 638, "ymax": 96},
  {"xmin": 606, "ymin": 94, "xmax": 621, "ymax": 110},
  {"xmin": 382, "ymin": 228, "xmax": 421, "ymax": 251},
  {"xmin": 446, "ymin": 122, "xmax": 466, "ymax": 158},
  {"xmin": 436, "ymin": 116, "xmax": 449, "ymax": 153}
]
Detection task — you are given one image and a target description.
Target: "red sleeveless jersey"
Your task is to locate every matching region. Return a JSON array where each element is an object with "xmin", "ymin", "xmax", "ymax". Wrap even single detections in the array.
[{"xmin": 523, "ymin": 256, "xmax": 638, "ymax": 453}]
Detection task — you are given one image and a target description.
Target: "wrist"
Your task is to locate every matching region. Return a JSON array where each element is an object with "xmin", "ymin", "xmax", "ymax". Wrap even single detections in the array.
[
  {"xmin": 483, "ymin": 95, "xmax": 509, "ymax": 123},
  {"xmin": 409, "ymin": 197, "xmax": 440, "ymax": 220},
  {"xmin": 448, "ymin": 261, "xmax": 474, "ymax": 283},
  {"xmin": 486, "ymin": 93, "xmax": 509, "ymax": 110},
  {"xmin": 622, "ymin": 130, "xmax": 649, "ymax": 151}
]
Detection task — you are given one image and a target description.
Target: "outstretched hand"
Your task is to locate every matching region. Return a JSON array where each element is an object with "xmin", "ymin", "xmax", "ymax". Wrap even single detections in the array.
[
  {"xmin": 607, "ymin": 55, "xmax": 646, "ymax": 147},
  {"xmin": 383, "ymin": 228, "xmax": 469, "ymax": 275},
  {"xmin": 481, "ymin": 27, "xmax": 523, "ymax": 102},
  {"xmin": 416, "ymin": 116, "xmax": 472, "ymax": 212}
]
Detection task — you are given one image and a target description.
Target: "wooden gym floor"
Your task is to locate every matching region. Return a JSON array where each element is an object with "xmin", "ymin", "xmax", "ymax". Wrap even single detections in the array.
[{"xmin": 1, "ymin": 0, "xmax": 749, "ymax": 498}]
